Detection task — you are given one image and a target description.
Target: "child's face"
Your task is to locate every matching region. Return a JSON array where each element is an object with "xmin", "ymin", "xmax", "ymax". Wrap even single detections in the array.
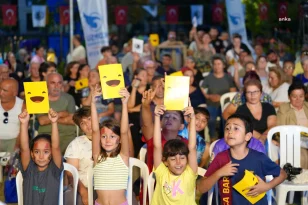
[
  {"xmin": 164, "ymin": 154, "xmax": 187, "ymax": 176},
  {"xmin": 79, "ymin": 116, "xmax": 92, "ymax": 136},
  {"xmin": 31, "ymin": 139, "xmax": 52, "ymax": 171},
  {"xmin": 195, "ymin": 113, "xmax": 208, "ymax": 132},
  {"xmin": 100, "ymin": 127, "xmax": 120, "ymax": 153},
  {"xmin": 224, "ymin": 118, "xmax": 252, "ymax": 147},
  {"xmin": 161, "ymin": 111, "xmax": 184, "ymax": 131}
]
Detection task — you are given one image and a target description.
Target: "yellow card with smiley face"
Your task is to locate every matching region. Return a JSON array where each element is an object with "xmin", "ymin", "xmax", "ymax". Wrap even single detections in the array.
[
  {"xmin": 24, "ymin": 82, "xmax": 50, "ymax": 114},
  {"xmin": 233, "ymin": 170, "xmax": 266, "ymax": 204},
  {"xmin": 164, "ymin": 76, "xmax": 189, "ymax": 110},
  {"xmin": 75, "ymin": 78, "xmax": 88, "ymax": 90},
  {"xmin": 149, "ymin": 34, "xmax": 159, "ymax": 47},
  {"xmin": 98, "ymin": 64, "xmax": 125, "ymax": 99}
]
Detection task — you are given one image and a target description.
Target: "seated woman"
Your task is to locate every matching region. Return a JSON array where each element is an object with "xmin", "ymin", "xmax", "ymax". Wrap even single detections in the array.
[
  {"xmin": 256, "ymin": 55, "xmax": 268, "ymax": 87},
  {"xmin": 277, "ymin": 82, "xmax": 308, "ymax": 169},
  {"xmin": 235, "ymin": 79, "xmax": 279, "ymax": 162},
  {"xmin": 264, "ymin": 66, "xmax": 290, "ymax": 109},
  {"xmin": 222, "ymin": 71, "xmax": 272, "ymax": 120},
  {"xmin": 182, "ymin": 56, "xmax": 204, "ymax": 86},
  {"xmin": 182, "ymin": 68, "xmax": 206, "ymax": 108},
  {"xmin": 63, "ymin": 61, "xmax": 81, "ymax": 107},
  {"xmin": 81, "ymin": 70, "xmax": 114, "ymax": 123},
  {"xmin": 38, "ymin": 62, "xmax": 57, "ymax": 81}
]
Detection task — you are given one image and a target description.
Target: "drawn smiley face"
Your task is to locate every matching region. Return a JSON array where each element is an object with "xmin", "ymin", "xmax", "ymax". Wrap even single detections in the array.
[
  {"xmin": 104, "ymin": 74, "xmax": 122, "ymax": 87},
  {"xmin": 24, "ymin": 82, "xmax": 50, "ymax": 114}
]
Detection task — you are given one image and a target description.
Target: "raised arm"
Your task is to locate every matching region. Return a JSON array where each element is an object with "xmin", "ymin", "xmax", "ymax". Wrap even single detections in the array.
[
  {"xmin": 119, "ymin": 88, "xmax": 130, "ymax": 160},
  {"xmin": 127, "ymin": 82, "xmax": 138, "ymax": 110},
  {"xmin": 18, "ymin": 110, "xmax": 31, "ymax": 171},
  {"xmin": 153, "ymin": 105, "xmax": 165, "ymax": 169},
  {"xmin": 141, "ymin": 89, "xmax": 156, "ymax": 141},
  {"xmin": 91, "ymin": 84, "xmax": 102, "ymax": 164},
  {"xmin": 184, "ymin": 99, "xmax": 198, "ymax": 173},
  {"xmin": 48, "ymin": 108, "xmax": 62, "ymax": 168}
]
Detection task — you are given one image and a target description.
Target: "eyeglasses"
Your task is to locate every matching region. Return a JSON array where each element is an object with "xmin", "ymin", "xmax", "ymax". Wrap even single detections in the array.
[
  {"xmin": 3, "ymin": 112, "xmax": 8, "ymax": 124},
  {"xmin": 283, "ymin": 66, "xmax": 293, "ymax": 70},
  {"xmin": 246, "ymin": 90, "xmax": 260, "ymax": 96}
]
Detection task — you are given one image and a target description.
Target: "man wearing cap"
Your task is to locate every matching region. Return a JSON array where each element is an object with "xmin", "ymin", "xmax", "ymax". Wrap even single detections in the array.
[
  {"xmin": 293, "ymin": 46, "xmax": 308, "ymax": 76},
  {"xmin": 0, "ymin": 78, "xmax": 25, "ymax": 152}
]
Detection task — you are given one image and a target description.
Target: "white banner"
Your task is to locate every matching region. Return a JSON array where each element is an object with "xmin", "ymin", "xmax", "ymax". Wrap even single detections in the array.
[
  {"xmin": 32, "ymin": 5, "xmax": 47, "ymax": 27},
  {"xmin": 190, "ymin": 5, "xmax": 203, "ymax": 26},
  {"xmin": 77, "ymin": 0, "xmax": 109, "ymax": 69}
]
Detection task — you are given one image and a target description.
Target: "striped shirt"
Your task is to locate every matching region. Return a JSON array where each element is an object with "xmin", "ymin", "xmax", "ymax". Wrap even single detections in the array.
[{"xmin": 93, "ymin": 155, "xmax": 128, "ymax": 190}]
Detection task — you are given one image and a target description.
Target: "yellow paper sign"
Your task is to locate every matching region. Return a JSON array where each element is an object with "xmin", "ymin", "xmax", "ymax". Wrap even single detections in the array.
[
  {"xmin": 233, "ymin": 170, "xmax": 266, "ymax": 204},
  {"xmin": 149, "ymin": 34, "xmax": 159, "ymax": 47},
  {"xmin": 170, "ymin": 71, "xmax": 183, "ymax": 76},
  {"xmin": 164, "ymin": 76, "xmax": 189, "ymax": 110},
  {"xmin": 98, "ymin": 64, "xmax": 125, "ymax": 99},
  {"xmin": 24, "ymin": 82, "xmax": 50, "ymax": 114},
  {"xmin": 75, "ymin": 78, "xmax": 88, "ymax": 90}
]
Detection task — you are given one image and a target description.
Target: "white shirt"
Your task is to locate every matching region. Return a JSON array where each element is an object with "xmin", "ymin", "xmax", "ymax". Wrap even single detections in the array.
[
  {"xmin": 71, "ymin": 45, "xmax": 86, "ymax": 62},
  {"xmin": 270, "ymin": 82, "xmax": 290, "ymax": 103},
  {"xmin": 64, "ymin": 135, "xmax": 93, "ymax": 187},
  {"xmin": 0, "ymin": 97, "xmax": 23, "ymax": 140}
]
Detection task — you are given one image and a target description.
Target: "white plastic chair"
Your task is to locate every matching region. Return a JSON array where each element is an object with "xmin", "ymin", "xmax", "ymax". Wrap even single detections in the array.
[
  {"xmin": 0, "ymin": 152, "xmax": 10, "ymax": 183},
  {"xmin": 148, "ymin": 167, "xmax": 213, "ymax": 205},
  {"xmin": 267, "ymin": 125, "xmax": 308, "ymax": 205},
  {"xmin": 139, "ymin": 144, "xmax": 147, "ymax": 163},
  {"xmin": 75, "ymin": 106, "xmax": 80, "ymax": 137},
  {"xmin": 220, "ymin": 92, "xmax": 237, "ymax": 113},
  {"xmin": 17, "ymin": 162, "xmax": 79, "ymax": 205},
  {"xmin": 127, "ymin": 157, "xmax": 149, "ymax": 205}
]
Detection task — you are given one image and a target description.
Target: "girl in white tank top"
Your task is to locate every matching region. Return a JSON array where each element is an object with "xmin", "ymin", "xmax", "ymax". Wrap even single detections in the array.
[{"xmin": 91, "ymin": 84, "xmax": 130, "ymax": 205}]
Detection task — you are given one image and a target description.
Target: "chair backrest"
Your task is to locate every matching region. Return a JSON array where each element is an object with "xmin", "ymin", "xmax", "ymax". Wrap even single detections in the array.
[
  {"xmin": 127, "ymin": 157, "xmax": 149, "ymax": 205},
  {"xmin": 59, "ymin": 163, "xmax": 79, "ymax": 205},
  {"xmin": 220, "ymin": 92, "xmax": 237, "ymax": 112},
  {"xmin": 16, "ymin": 171, "xmax": 23, "ymax": 205},
  {"xmin": 75, "ymin": 106, "xmax": 80, "ymax": 137},
  {"xmin": 147, "ymin": 167, "xmax": 213, "ymax": 205},
  {"xmin": 87, "ymin": 168, "xmax": 94, "ymax": 205},
  {"xmin": 267, "ymin": 125, "xmax": 308, "ymax": 168},
  {"xmin": 139, "ymin": 144, "xmax": 147, "ymax": 163},
  {"xmin": 16, "ymin": 162, "xmax": 79, "ymax": 205}
]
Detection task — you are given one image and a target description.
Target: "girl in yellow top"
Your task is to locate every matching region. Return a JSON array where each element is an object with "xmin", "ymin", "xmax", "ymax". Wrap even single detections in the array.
[
  {"xmin": 152, "ymin": 99, "xmax": 198, "ymax": 205},
  {"xmin": 91, "ymin": 84, "xmax": 130, "ymax": 205}
]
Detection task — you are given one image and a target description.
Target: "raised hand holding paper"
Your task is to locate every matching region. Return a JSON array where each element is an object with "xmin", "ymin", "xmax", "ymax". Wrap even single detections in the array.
[
  {"xmin": 24, "ymin": 82, "xmax": 50, "ymax": 114},
  {"xmin": 233, "ymin": 170, "xmax": 266, "ymax": 204},
  {"xmin": 98, "ymin": 64, "xmax": 125, "ymax": 99},
  {"xmin": 164, "ymin": 76, "xmax": 189, "ymax": 110},
  {"xmin": 75, "ymin": 78, "xmax": 88, "ymax": 90},
  {"xmin": 132, "ymin": 38, "xmax": 144, "ymax": 54},
  {"xmin": 149, "ymin": 34, "xmax": 159, "ymax": 47}
]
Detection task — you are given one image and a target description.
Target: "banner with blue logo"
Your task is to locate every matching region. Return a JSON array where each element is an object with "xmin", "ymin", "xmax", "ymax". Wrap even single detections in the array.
[
  {"xmin": 190, "ymin": 5, "xmax": 203, "ymax": 26},
  {"xmin": 32, "ymin": 5, "xmax": 47, "ymax": 27},
  {"xmin": 226, "ymin": 0, "xmax": 248, "ymax": 42},
  {"xmin": 77, "ymin": 0, "xmax": 109, "ymax": 69}
]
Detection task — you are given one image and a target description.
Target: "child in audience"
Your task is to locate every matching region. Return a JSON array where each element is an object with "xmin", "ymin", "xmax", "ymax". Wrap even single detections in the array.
[
  {"xmin": 91, "ymin": 84, "xmax": 130, "ymax": 205},
  {"xmin": 178, "ymin": 107, "xmax": 210, "ymax": 167},
  {"xmin": 19, "ymin": 108, "xmax": 63, "ymax": 205},
  {"xmin": 197, "ymin": 113, "xmax": 287, "ymax": 204},
  {"xmin": 151, "ymin": 99, "xmax": 198, "ymax": 205}
]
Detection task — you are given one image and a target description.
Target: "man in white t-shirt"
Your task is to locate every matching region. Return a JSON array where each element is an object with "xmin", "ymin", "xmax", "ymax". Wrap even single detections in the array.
[
  {"xmin": 64, "ymin": 106, "xmax": 93, "ymax": 205},
  {"xmin": 71, "ymin": 35, "xmax": 86, "ymax": 64}
]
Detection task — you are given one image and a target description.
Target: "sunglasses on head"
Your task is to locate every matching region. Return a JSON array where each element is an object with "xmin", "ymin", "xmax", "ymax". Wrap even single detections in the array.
[{"xmin": 3, "ymin": 112, "xmax": 8, "ymax": 124}]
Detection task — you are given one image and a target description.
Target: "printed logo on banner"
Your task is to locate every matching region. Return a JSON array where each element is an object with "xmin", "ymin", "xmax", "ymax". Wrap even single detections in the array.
[
  {"xmin": 35, "ymin": 11, "xmax": 45, "ymax": 21},
  {"xmin": 229, "ymin": 14, "xmax": 241, "ymax": 25},
  {"xmin": 83, "ymin": 13, "xmax": 102, "ymax": 32}
]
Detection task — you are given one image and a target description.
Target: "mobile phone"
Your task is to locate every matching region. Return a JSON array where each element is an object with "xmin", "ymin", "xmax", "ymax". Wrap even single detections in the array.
[{"xmin": 134, "ymin": 78, "xmax": 141, "ymax": 87}]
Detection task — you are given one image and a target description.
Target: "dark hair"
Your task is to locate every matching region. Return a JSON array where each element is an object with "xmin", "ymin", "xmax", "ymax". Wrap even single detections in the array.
[
  {"xmin": 30, "ymin": 134, "xmax": 51, "ymax": 151},
  {"xmin": 100, "ymin": 46, "xmax": 111, "ymax": 53},
  {"xmin": 133, "ymin": 67, "xmax": 146, "ymax": 76},
  {"xmin": 283, "ymin": 59, "xmax": 295, "ymax": 67},
  {"xmin": 98, "ymin": 119, "xmax": 121, "ymax": 163},
  {"xmin": 194, "ymin": 107, "xmax": 210, "ymax": 120},
  {"xmin": 151, "ymin": 75, "xmax": 164, "ymax": 84},
  {"xmin": 73, "ymin": 106, "xmax": 91, "ymax": 128},
  {"xmin": 288, "ymin": 82, "xmax": 306, "ymax": 96},
  {"xmin": 226, "ymin": 113, "xmax": 253, "ymax": 134},
  {"xmin": 242, "ymin": 71, "xmax": 261, "ymax": 85},
  {"xmin": 162, "ymin": 139, "xmax": 189, "ymax": 161},
  {"xmin": 74, "ymin": 35, "xmax": 81, "ymax": 43},
  {"xmin": 211, "ymin": 54, "xmax": 226, "ymax": 67},
  {"xmin": 163, "ymin": 54, "xmax": 172, "ymax": 59},
  {"xmin": 243, "ymin": 79, "xmax": 263, "ymax": 94},
  {"xmin": 36, "ymin": 45, "xmax": 44, "ymax": 51},
  {"xmin": 65, "ymin": 61, "xmax": 80, "ymax": 78},
  {"xmin": 232, "ymin": 33, "xmax": 242, "ymax": 40},
  {"xmin": 162, "ymin": 110, "xmax": 184, "ymax": 124},
  {"xmin": 39, "ymin": 62, "xmax": 56, "ymax": 80},
  {"xmin": 78, "ymin": 64, "xmax": 89, "ymax": 75}
]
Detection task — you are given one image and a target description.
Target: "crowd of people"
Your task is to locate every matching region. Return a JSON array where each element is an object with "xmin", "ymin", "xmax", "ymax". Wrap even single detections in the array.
[{"xmin": 1, "ymin": 24, "xmax": 308, "ymax": 205}]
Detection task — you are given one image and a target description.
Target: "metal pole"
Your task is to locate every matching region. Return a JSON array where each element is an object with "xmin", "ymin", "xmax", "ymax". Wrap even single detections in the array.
[{"xmin": 70, "ymin": 0, "xmax": 74, "ymax": 53}]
